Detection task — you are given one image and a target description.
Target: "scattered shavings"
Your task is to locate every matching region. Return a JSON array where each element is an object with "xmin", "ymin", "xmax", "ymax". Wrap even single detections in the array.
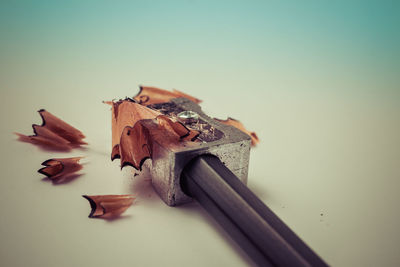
[
  {"xmin": 107, "ymin": 99, "xmax": 199, "ymax": 170},
  {"xmin": 38, "ymin": 157, "xmax": 83, "ymax": 183},
  {"xmin": 134, "ymin": 86, "xmax": 201, "ymax": 106},
  {"xmin": 215, "ymin": 117, "xmax": 259, "ymax": 146},
  {"xmin": 82, "ymin": 195, "xmax": 135, "ymax": 219},
  {"xmin": 15, "ymin": 109, "xmax": 87, "ymax": 151}
]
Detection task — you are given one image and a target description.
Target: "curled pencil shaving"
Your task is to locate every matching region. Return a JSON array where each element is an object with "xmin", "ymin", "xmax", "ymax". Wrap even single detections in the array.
[
  {"xmin": 15, "ymin": 109, "xmax": 87, "ymax": 150},
  {"xmin": 134, "ymin": 86, "xmax": 201, "ymax": 106},
  {"xmin": 108, "ymin": 99, "xmax": 200, "ymax": 170},
  {"xmin": 215, "ymin": 117, "xmax": 259, "ymax": 146},
  {"xmin": 82, "ymin": 195, "xmax": 135, "ymax": 219},
  {"xmin": 119, "ymin": 122, "xmax": 151, "ymax": 170},
  {"xmin": 107, "ymin": 100, "xmax": 161, "ymax": 161},
  {"xmin": 156, "ymin": 115, "xmax": 195, "ymax": 140},
  {"xmin": 118, "ymin": 115, "xmax": 199, "ymax": 170},
  {"xmin": 38, "ymin": 157, "xmax": 83, "ymax": 183}
]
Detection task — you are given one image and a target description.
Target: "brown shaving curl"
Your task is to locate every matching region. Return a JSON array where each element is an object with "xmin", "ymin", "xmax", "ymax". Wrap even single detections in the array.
[
  {"xmin": 15, "ymin": 109, "xmax": 87, "ymax": 151},
  {"xmin": 82, "ymin": 195, "xmax": 135, "ymax": 219},
  {"xmin": 119, "ymin": 122, "xmax": 151, "ymax": 170},
  {"xmin": 38, "ymin": 157, "xmax": 83, "ymax": 183},
  {"xmin": 134, "ymin": 86, "xmax": 201, "ymax": 106}
]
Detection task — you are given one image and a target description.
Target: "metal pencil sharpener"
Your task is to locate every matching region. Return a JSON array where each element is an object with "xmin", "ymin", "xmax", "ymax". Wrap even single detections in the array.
[{"xmin": 141, "ymin": 97, "xmax": 251, "ymax": 206}]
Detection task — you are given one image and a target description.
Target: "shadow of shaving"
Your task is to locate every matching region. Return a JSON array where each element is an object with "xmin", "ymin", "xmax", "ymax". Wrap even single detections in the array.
[
  {"xmin": 15, "ymin": 135, "xmax": 87, "ymax": 152},
  {"xmin": 37, "ymin": 144, "xmax": 88, "ymax": 153},
  {"xmin": 35, "ymin": 144, "xmax": 71, "ymax": 152},
  {"xmin": 130, "ymin": 176, "xmax": 154, "ymax": 197},
  {"xmin": 41, "ymin": 173, "xmax": 83, "ymax": 185},
  {"xmin": 84, "ymin": 146, "xmax": 109, "ymax": 156},
  {"xmin": 121, "ymin": 161, "xmax": 161, "ymax": 206},
  {"xmin": 103, "ymin": 214, "xmax": 133, "ymax": 222},
  {"xmin": 81, "ymin": 214, "xmax": 133, "ymax": 222}
]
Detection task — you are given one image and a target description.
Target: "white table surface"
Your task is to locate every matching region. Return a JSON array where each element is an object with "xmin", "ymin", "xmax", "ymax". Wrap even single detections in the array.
[{"xmin": 1, "ymin": 2, "xmax": 399, "ymax": 267}]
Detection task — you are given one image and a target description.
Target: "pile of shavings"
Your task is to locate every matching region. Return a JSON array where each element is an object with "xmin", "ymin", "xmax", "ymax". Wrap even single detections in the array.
[{"xmin": 15, "ymin": 86, "xmax": 259, "ymax": 219}]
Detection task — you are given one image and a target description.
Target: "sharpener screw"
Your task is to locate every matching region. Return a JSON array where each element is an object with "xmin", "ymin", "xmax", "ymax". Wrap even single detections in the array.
[{"xmin": 177, "ymin": 111, "xmax": 199, "ymax": 123}]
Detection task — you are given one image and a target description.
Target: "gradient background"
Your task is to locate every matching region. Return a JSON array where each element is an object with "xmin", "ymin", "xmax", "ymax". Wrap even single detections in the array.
[{"xmin": 0, "ymin": 1, "xmax": 399, "ymax": 266}]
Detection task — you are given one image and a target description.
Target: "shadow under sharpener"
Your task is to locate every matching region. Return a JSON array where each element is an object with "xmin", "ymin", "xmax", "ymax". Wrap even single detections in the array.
[{"xmin": 140, "ymin": 98, "xmax": 251, "ymax": 206}]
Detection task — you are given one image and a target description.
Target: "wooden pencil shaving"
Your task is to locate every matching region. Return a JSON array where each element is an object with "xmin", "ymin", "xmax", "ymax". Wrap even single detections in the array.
[
  {"xmin": 38, "ymin": 157, "xmax": 83, "ymax": 183},
  {"xmin": 15, "ymin": 109, "xmax": 87, "ymax": 151},
  {"xmin": 134, "ymin": 86, "xmax": 201, "ymax": 106},
  {"xmin": 82, "ymin": 195, "xmax": 135, "ymax": 219}
]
